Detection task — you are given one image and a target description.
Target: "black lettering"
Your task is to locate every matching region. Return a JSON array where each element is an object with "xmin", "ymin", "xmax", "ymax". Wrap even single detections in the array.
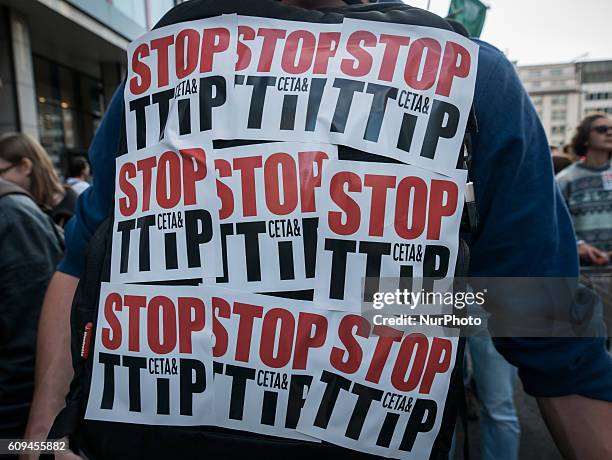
[
  {"xmin": 199, "ymin": 76, "xmax": 227, "ymax": 132},
  {"xmin": 313, "ymin": 370, "xmax": 351, "ymax": 429},
  {"xmin": 399, "ymin": 399, "xmax": 437, "ymax": 452},
  {"xmin": 184, "ymin": 209, "xmax": 213, "ymax": 268},
  {"xmin": 364, "ymin": 83, "xmax": 398, "ymax": 142},
  {"xmin": 421, "ymin": 100, "xmax": 460, "ymax": 159},
  {"xmin": 345, "ymin": 383, "xmax": 384, "ymax": 440},
  {"xmin": 117, "ymin": 219, "xmax": 136, "ymax": 273},
  {"xmin": 122, "ymin": 355, "xmax": 147, "ymax": 412},
  {"xmin": 235, "ymin": 221, "xmax": 266, "ymax": 282},
  {"xmin": 225, "ymin": 364, "xmax": 256, "ymax": 421},
  {"xmin": 129, "ymin": 95, "xmax": 151, "ymax": 150},
  {"xmin": 331, "ymin": 78, "xmax": 365, "ymax": 133},
  {"xmin": 99, "ymin": 352, "xmax": 121, "ymax": 410},
  {"xmin": 137, "ymin": 215, "xmax": 156, "ymax": 272},
  {"xmin": 179, "ymin": 358, "xmax": 207, "ymax": 416},
  {"xmin": 285, "ymin": 375, "xmax": 313, "ymax": 429},
  {"xmin": 245, "ymin": 76, "xmax": 277, "ymax": 129}
]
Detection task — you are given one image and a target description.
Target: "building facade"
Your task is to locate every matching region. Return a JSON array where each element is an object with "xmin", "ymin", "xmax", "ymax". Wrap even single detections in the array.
[
  {"xmin": 517, "ymin": 59, "xmax": 612, "ymax": 148},
  {"xmin": 579, "ymin": 60, "xmax": 612, "ymax": 118},
  {"xmin": 0, "ymin": 0, "xmax": 180, "ymax": 174}
]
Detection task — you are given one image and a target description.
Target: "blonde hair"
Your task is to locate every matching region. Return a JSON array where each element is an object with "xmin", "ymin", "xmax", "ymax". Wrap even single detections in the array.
[{"xmin": 0, "ymin": 133, "xmax": 64, "ymax": 206}]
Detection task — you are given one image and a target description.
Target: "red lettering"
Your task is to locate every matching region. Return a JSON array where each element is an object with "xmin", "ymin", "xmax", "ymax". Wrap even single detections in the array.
[
  {"xmin": 177, "ymin": 297, "xmax": 205, "ymax": 353},
  {"xmin": 236, "ymin": 26, "xmax": 256, "ymax": 71},
  {"xmin": 201, "ymin": 28, "xmax": 230, "ymax": 72},
  {"xmin": 391, "ymin": 334, "xmax": 428, "ymax": 391},
  {"xmin": 233, "ymin": 302, "xmax": 264, "ymax": 362},
  {"xmin": 293, "ymin": 312, "xmax": 328, "ymax": 370},
  {"xmin": 265, "ymin": 153, "xmax": 298, "ymax": 215},
  {"xmin": 136, "ymin": 156, "xmax": 157, "ymax": 212},
  {"xmin": 404, "ymin": 38, "xmax": 441, "ymax": 91},
  {"xmin": 364, "ymin": 325, "xmax": 402, "ymax": 384},
  {"xmin": 394, "ymin": 177, "xmax": 428, "ymax": 239},
  {"xmin": 215, "ymin": 159, "xmax": 235, "ymax": 220},
  {"xmin": 427, "ymin": 179, "xmax": 458, "ymax": 240},
  {"xmin": 151, "ymin": 36, "xmax": 174, "ymax": 88},
  {"xmin": 257, "ymin": 28, "xmax": 287, "ymax": 72},
  {"xmin": 180, "ymin": 148, "xmax": 207, "ymax": 206},
  {"xmin": 212, "ymin": 296, "xmax": 231, "ymax": 358},
  {"xmin": 298, "ymin": 151, "xmax": 328, "ymax": 213},
  {"xmin": 130, "ymin": 43, "xmax": 151, "ymax": 95},
  {"xmin": 328, "ymin": 171, "xmax": 362, "ymax": 235},
  {"xmin": 436, "ymin": 41, "xmax": 471, "ymax": 97},
  {"xmin": 330, "ymin": 315, "xmax": 370, "ymax": 374},
  {"xmin": 340, "ymin": 31, "xmax": 376, "ymax": 77},
  {"xmin": 118, "ymin": 162, "xmax": 138, "ymax": 217},
  {"xmin": 176, "ymin": 29, "xmax": 200, "ymax": 79},
  {"xmin": 419, "ymin": 338, "xmax": 452, "ymax": 394},
  {"xmin": 313, "ymin": 32, "xmax": 340, "ymax": 74},
  {"xmin": 233, "ymin": 156, "xmax": 263, "ymax": 217},
  {"xmin": 364, "ymin": 174, "xmax": 396, "ymax": 237},
  {"xmin": 378, "ymin": 34, "xmax": 411, "ymax": 81},
  {"xmin": 156, "ymin": 152, "xmax": 182, "ymax": 209},
  {"xmin": 124, "ymin": 295, "xmax": 146, "ymax": 352},
  {"xmin": 281, "ymin": 30, "xmax": 316, "ymax": 74},
  {"xmin": 147, "ymin": 296, "xmax": 177, "ymax": 354},
  {"xmin": 101, "ymin": 293, "xmax": 122, "ymax": 350},
  {"xmin": 260, "ymin": 308, "xmax": 295, "ymax": 368}
]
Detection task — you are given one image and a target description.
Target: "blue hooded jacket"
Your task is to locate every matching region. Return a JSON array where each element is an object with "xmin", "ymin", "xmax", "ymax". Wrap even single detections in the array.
[{"xmin": 57, "ymin": 37, "xmax": 612, "ymax": 402}]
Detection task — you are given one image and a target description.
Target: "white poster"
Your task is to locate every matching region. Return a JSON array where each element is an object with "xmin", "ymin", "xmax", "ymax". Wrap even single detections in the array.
[
  {"xmin": 298, "ymin": 316, "xmax": 458, "ymax": 459},
  {"xmin": 314, "ymin": 160, "xmax": 467, "ymax": 312},
  {"xmin": 124, "ymin": 15, "xmax": 237, "ymax": 152},
  {"xmin": 111, "ymin": 134, "xmax": 222, "ymax": 283},
  {"xmin": 227, "ymin": 16, "xmax": 343, "ymax": 145},
  {"xmin": 208, "ymin": 141, "xmax": 337, "ymax": 292},
  {"xmin": 85, "ymin": 283, "xmax": 216, "ymax": 426},
  {"xmin": 323, "ymin": 18, "xmax": 479, "ymax": 176},
  {"xmin": 206, "ymin": 287, "xmax": 328, "ymax": 441}
]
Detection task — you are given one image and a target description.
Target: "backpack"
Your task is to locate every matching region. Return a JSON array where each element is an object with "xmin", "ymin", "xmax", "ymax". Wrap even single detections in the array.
[{"xmin": 51, "ymin": 2, "xmax": 478, "ymax": 458}]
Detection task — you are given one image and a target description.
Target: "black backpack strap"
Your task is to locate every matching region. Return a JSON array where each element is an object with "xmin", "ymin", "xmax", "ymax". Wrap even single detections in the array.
[{"xmin": 48, "ymin": 216, "xmax": 114, "ymax": 440}]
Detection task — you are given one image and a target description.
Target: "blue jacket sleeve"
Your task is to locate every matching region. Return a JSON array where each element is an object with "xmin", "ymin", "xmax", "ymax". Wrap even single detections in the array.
[
  {"xmin": 57, "ymin": 83, "xmax": 125, "ymax": 277},
  {"xmin": 470, "ymin": 40, "xmax": 612, "ymax": 401}
]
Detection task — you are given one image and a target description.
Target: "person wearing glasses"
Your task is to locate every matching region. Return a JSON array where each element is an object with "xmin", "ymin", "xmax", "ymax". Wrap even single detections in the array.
[{"xmin": 556, "ymin": 113, "xmax": 612, "ymax": 265}]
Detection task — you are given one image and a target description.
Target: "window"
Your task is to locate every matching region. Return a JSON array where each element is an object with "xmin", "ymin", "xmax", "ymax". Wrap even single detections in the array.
[
  {"xmin": 552, "ymin": 95, "xmax": 567, "ymax": 105},
  {"xmin": 532, "ymin": 96, "xmax": 543, "ymax": 105},
  {"xmin": 551, "ymin": 125, "xmax": 566, "ymax": 135},
  {"xmin": 528, "ymin": 69, "xmax": 542, "ymax": 77},
  {"xmin": 550, "ymin": 68, "xmax": 563, "ymax": 76},
  {"xmin": 587, "ymin": 92, "xmax": 612, "ymax": 101},
  {"xmin": 552, "ymin": 110, "xmax": 566, "ymax": 121},
  {"xmin": 34, "ymin": 56, "xmax": 104, "ymax": 173}
]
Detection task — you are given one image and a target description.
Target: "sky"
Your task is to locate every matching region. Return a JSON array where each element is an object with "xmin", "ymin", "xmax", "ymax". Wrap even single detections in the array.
[{"xmin": 402, "ymin": 0, "xmax": 612, "ymax": 65}]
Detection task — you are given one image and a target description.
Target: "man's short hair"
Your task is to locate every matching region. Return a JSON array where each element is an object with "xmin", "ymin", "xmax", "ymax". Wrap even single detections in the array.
[{"xmin": 68, "ymin": 155, "xmax": 89, "ymax": 178}]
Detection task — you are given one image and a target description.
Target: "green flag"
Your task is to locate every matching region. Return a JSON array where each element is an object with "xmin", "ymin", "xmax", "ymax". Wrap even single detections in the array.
[{"xmin": 447, "ymin": 0, "xmax": 488, "ymax": 38}]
